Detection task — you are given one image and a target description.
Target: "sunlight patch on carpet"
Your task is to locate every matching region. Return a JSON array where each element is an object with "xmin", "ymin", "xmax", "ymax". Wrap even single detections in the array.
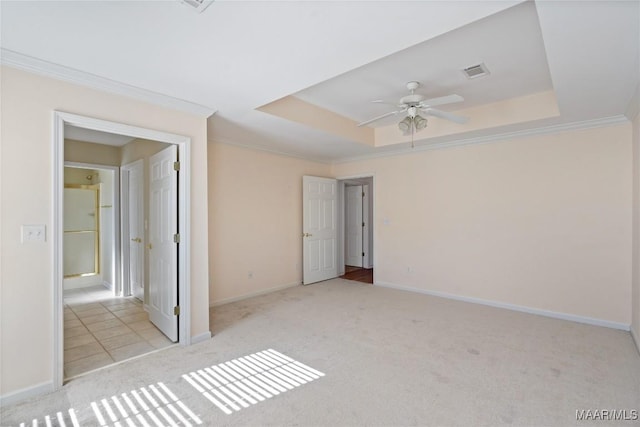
[
  {"xmin": 182, "ymin": 349, "xmax": 324, "ymax": 415},
  {"xmin": 19, "ymin": 409, "xmax": 80, "ymax": 427},
  {"xmin": 90, "ymin": 382, "xmax": 202, "ymax": 427}
]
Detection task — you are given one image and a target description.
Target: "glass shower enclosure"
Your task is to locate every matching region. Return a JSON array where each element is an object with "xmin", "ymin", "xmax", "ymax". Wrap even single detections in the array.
[{"xmin": 63, "ymin": 184, "xmax": 100, "ymax": 278}]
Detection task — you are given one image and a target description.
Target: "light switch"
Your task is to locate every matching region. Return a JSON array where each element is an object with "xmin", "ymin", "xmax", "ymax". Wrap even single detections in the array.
[{"xmin": 22, "ymin": 225, "xmax": 46, "ymax": 243}]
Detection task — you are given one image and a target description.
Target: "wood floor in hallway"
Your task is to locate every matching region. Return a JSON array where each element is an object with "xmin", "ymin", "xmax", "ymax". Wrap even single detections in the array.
[{"xmin": 340, "ymin": 266, "xmax": 373, "ymax": 283}]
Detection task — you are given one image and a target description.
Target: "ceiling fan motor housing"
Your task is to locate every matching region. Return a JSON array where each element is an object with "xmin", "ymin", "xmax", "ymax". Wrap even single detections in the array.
[{"xmin": 400, "ymin": 94, "xmax": 425, "ymax": 105}]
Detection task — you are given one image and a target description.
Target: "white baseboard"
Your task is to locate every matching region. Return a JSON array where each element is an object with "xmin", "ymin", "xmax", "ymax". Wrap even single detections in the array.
[
  {"xmin": 103, "ymin": 280, "xmax": 113, "ymax": 291},
  {"xmin": 210, "ymin": 282, "xmax": 300, "ymax": 307},
  {"xmin": 191, "ymin": 331, "xmax": 212, "ymax": 344},
  {"xmin": 0, "ymin": 381, "xmax": 54, "ymax": 407},
  {"xmin": 631, "ymin": 327, "xmax": 640, "ymax": 355},
  {"xmin": 375, "ymin": 281, "xmax": 630, "ymax": 331}
]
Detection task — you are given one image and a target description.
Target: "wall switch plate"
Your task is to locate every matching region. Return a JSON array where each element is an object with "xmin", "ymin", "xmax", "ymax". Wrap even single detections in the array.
[{"xmin": 22, "ymin": 225, "xmax": 46, "ymax": 243}]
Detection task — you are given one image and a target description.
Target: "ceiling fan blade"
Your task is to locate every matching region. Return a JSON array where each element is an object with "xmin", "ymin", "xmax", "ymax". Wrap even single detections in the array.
[
  {"xmin": 371, "ymin": 100, "xmax": 402, "ymax": 107},
  {"xmin": 357, "ymin": 110, "xmax": 403, "ymax": 127},
  {"xmin": 419, "ymin": 94, "xmax": 464, "ymax": 108},
  {"xmin": 423, "ymin": 108, "xmax": 468, "ymax": 124}
]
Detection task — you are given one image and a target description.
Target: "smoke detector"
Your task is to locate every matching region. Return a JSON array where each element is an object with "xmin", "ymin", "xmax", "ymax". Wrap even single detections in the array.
[
  {"xmin": 462, "ymin": 63, "xmax": 490, "ymax": 79},
  {"xmin": 181, "ymin": 0, "xmax": 214, "ymax": 13}
]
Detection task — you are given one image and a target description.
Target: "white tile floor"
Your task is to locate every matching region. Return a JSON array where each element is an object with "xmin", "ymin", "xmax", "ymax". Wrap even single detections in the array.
[{"xmin": 64, "ymin": 285, "xmax": 174, "ymax": 379}]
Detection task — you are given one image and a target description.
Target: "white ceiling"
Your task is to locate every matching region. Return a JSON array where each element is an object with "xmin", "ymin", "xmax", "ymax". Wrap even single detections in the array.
[
  {"xmin": 295, "ymin": 1, "xmax": 552, "ymax": 124},
  {"xmin": 1, "ymin": 1, "xmax": 638, "ymax": 162}
]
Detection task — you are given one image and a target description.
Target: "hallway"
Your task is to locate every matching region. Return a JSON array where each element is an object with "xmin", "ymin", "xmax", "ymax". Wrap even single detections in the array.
[{"xmin": 339, "ymin": 266, "xmax": 373, "ymax": 284}]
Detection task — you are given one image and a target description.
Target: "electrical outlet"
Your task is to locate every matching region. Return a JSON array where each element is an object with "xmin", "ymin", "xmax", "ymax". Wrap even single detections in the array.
[{"xmin": 22, "ymin": 225, "xmax": 46, "ymax": 243}]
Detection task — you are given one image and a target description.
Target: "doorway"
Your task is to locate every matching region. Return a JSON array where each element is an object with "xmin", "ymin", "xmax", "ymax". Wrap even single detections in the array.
[
  {"xmin": 301, "ymin": 175, "xmax": 375, "ymax": 285},
  {"xmin": 53, "ymin": 112, "xmax": 192, "ymax": 388},
  {"xmin": 338, "ymin": 177, "xmax": 374, "ymax": 284}
]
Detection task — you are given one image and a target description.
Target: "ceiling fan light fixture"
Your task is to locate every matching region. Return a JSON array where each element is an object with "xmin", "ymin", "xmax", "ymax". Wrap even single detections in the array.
[
  {"xmin": 414, "ymin": 115, "xmax": 428, "ymax": 131},
  {"xmin": 398, "ymin": 117, "xmax": 412, "ymax": 135}
]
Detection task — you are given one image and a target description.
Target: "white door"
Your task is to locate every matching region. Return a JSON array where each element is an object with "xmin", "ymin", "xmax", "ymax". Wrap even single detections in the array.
[
  {"xmin": 345, "ymin": 185, "xmax": 364, "ymax": 267},
  {"xmin": 303, "ymin": 176, "xmax": 338, "ymax": 285},
  {"xmin": 124, "ymin": 160, "xmax": 144, "ymax": 301},
  {"xmin": 148, "ymin": 145, "xmax": 179, "ymax": 342}
]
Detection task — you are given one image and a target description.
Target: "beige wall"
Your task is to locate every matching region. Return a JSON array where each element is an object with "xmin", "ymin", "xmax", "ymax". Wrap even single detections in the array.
[
  {"xmin": 0, "ymin": 66, "xmax": 210, "ymax": 397},
  {"xmin": 65, "ymin": 139, "xmax": 121, "ymax": 166},
  {"xmin": 333, "ymin": 124, "xmax": 632, "ymax": 325},
  {"xmin": 64, "ymin": 166, "xmax": 98, "ymax": 185},
  {"xmin": 632, "ymin": 113, "xmax": 640, "ymax": 351},
  {"xmin": 208, "ymin": 142, "xmax": 330, "ymax": 304}
]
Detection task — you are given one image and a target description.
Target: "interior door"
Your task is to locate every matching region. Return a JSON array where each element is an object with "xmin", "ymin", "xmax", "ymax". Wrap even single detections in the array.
[
  {"xmin": 303, "ymin": 176, "xmax": 338, "ymax": 285},
  {"xmin": 148, "ymin": 145, "xmax": 179, "ymax": 342},
  {"xmin": 345, "ymin": 185, "xmax": 364, "ymax": 267},
  {"xmin": 125, "ymin": 160, "xmax": 144, "ymax": 301}
]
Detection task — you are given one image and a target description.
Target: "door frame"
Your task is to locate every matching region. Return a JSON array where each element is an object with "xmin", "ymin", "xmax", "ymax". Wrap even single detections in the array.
[
  {"xmin": 64, "ymin": 162, "xmax": 121, "ymax": 293},
  {"xmin": 336, "ymin": 174, "xmax": 376, "ymax": 279},
  {"xmin": 52, "ymin": 111, "xmax": 192, "ymax": 390},
  {"xmin": 344, "ymin": 184, "xmax": 364, "ymax": 268},
  {"xmin": 121, "ymin": 159, "xmax": 144, "ymax": 299}
]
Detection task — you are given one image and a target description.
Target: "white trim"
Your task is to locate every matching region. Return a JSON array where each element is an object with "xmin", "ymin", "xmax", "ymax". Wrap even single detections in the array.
[
  {"xmin": 0, "ymin": 381, "xmax": 55, "ymax": 408},
  {"xmin": 334, "ymin": 115, "xmax": 630, "ymax": 164},
  {"xmin": 210, "ymin": 282, "xmax": 300, "ymax": 307},
  {"xmin": 191, "ymin": 331, "xmax": 213, "ymax": 344},
  {"xmin": 2, "ymin": 49, "xmax": 216, "ymax": 118},
  {"xmin": 212, "ymin": 116, "xmax": 629, "ymax": 166},
  {"xmin": 53, "ymin": 113, "xmax": 65, "ymax": 392},
  {"xmin": 53, "ymin": 111, "xmax": 193, "ymax": 392},
  {"xmin": 375, "ymin": 281, "xmax": 631, "ymax": 331},
  {"xmin": 120, "ymin": 159, "xmax": 144, "ymax": 298},
  {"xmin": 362, "ymin": 184, "xmax": 370, "ymax": 269}
]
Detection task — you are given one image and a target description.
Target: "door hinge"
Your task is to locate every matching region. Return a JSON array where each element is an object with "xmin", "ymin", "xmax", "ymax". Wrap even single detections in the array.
[
  {"xmin": 362, "ymin": 252, "xmax": 365, "ymax": 257},
  {"xmin": 174, "ymin": 233, "xmax": 180, "ymax": 243},
  {"xmin": 173, "ymin": 161, "xmax": 180, "ymax": 171},
  {"xmin": 362, "ymin": 192, "xmax": 365, "ymax": 197},
  {"xmin": 362, "ymin": 222, "xmax": 365, "ymax": 227},
  {"xmin": 174, "ymin": 306, "xmax": 180, "ymax": 316}
]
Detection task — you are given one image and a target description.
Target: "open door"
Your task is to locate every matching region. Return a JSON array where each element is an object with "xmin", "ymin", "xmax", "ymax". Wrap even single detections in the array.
[
  {"xmin": 148, "ymin": 145, "xmax": 179, "ymax": 342},
  {"xmin": 345, "ymin": 185, "xmax": 364, "ymax": 267},
  {"xmin": 122, "ymin": 160, "xmax": 144, "ymax": 301},
  {"xmin": 303, "ymin": 176, "xmax": 338, "ymax": 285}
]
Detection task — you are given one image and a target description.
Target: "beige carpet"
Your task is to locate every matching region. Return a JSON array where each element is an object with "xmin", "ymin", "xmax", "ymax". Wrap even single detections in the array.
[{"xmin": 2, "ymin": 278, "xmax": 639, "ymax": 426}]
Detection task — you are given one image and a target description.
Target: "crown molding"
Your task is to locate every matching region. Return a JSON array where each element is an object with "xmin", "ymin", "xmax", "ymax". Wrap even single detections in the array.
[
  {"xmin": 1, "ymin": 48, "xmax": 216, "ymax": 118},
  {"xmin": 333, "ymin": 115, "xmax": 630, "ymax": 164},
  {"xmin": 210, "ymin": 114, "xmax": 629, "ymax": 166}
]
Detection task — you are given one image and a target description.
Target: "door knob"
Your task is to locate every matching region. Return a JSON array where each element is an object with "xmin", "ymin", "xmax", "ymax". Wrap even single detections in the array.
[
  {"xmin": 131, "ymin": 237, "xmax": 142, "ymax": 243},
  {"xmin": 303, "ymin": 232, "xmax": 313, "ymax": 237}
]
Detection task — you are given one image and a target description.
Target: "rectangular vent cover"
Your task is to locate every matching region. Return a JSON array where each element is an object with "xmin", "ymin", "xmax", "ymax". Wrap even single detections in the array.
[{"xmin": 463, "ymin": 63, "xmax": 490, "ymax": 79}]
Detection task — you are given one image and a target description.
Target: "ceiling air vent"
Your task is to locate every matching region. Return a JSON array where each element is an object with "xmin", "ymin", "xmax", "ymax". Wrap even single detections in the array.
[
  {"xmin": 180, "ymin": 0, "xmax": 214, "ymax": 13},
  {"xmin": 462, "ymin": 63, "xmax": 490, "ymax": 79}
]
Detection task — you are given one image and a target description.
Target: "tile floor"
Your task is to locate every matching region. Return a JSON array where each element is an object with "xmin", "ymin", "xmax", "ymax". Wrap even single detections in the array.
[{"xmin": 63, "ymin": 285, "xmax": 174, "ymax": 379}]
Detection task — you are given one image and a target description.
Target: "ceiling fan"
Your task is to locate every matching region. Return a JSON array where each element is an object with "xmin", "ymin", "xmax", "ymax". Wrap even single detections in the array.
[{"xmin": 357, "ymin": 81, "xmax": 468, "ymax": 136}]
